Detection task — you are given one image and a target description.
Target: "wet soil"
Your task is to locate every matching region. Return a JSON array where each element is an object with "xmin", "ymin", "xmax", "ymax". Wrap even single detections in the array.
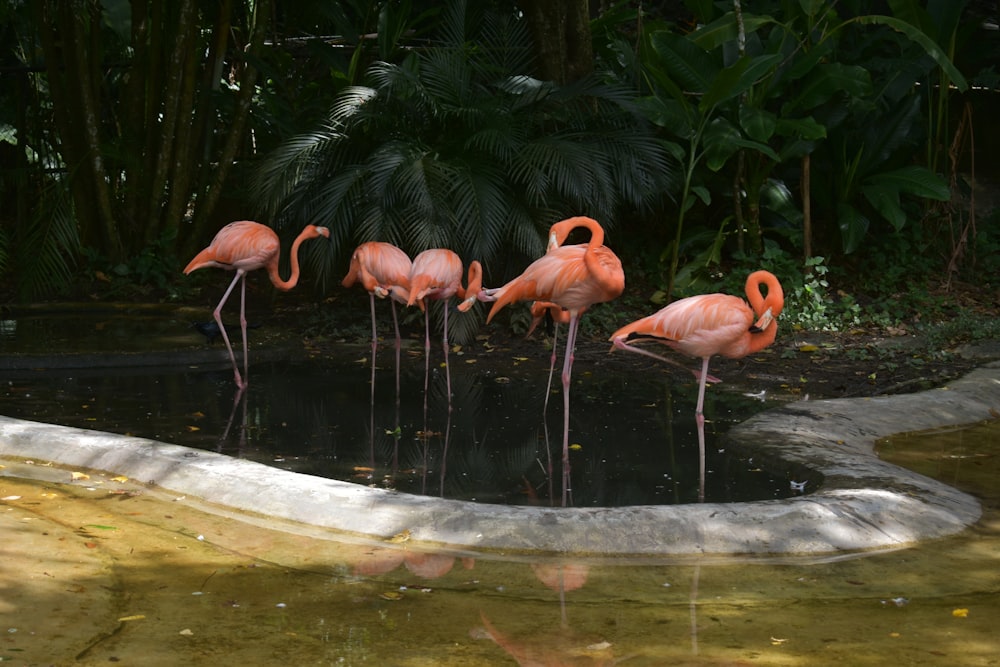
[{"xmin": 282, "ymin": 293, "xmax": 993, "ymax": 403}]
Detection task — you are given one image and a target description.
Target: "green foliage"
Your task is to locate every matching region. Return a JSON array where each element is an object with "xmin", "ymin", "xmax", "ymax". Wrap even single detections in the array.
[
  {"xmin": 14, "ymin": 179, "xmax": 79, "ymax": 300},
  {"xmin": 781, "ymin": 256, "xmax": 863, "ymax": 332},
  {"xmin": 81, "ymin": 230, "xmax": 186, "ymax": 301},
  {"xmin": 254, "ymin": 0, "xmax": 673, "ymax": 291}
]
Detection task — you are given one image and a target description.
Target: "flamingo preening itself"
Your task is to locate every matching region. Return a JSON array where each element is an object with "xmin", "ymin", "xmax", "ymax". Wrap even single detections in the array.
[
  {"xmin": 184, "ymin": 220, "xmax": 329, "ymax": 390},
  {"xmin": 341, "ymin": 241, "xmax": 414, "ymax": 398},
  {"xmin": 402, "ymin": 248, "xmax": 483, "ymax": 404},
  {"xmin": 610, "ymin": 270, "xmax": 784, "ymax": 500},
  {"xmin": 478, "ymin": 216, "xmax": 624, "ymax": 504}
]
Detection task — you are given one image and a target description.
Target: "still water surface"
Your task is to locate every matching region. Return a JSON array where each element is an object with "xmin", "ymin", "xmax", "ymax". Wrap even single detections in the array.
[{"xmin": 0, "ymin": 353, "xmax": 787, "ymax": 506}]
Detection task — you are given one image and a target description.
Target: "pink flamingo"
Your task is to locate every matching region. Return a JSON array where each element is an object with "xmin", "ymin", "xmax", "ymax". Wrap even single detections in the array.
[
  {"xmin": 609, "ymin": 270, "xmax": 784, "ymax": 500},
  {"xmin": 341, "ymin": 242, "xmax": 413, "ymax": 397},
  {"xmin": 478, "ymin": 216, "xmax": 624, "ymax": 504},
  {"xmin": 184, "ymin": 220, "xmax": 329, "ymax": 390},
  {"xmin": 403, "ymin": 249, "xmax": 483, "ymax": 403}
]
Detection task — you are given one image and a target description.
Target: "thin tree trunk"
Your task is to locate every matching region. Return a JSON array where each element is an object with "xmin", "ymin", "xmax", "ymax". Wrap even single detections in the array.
[
  {"xmin": 188, "ymin": 0, "xmax": 273, "ymax": 253},
  {"xmin": 802, "ymin": 154, "xmax": 812, "ymax": 263},
  {"xmin": 516, "ymin": 0, "xmax": 592, "ymax": 84},
  {"xmin": 144, "ymin": 0, "xmax": 197, "ymax": 243}
]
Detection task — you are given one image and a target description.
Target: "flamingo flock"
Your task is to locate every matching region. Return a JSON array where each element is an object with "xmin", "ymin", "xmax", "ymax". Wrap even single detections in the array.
[{"xmin": 185, "ymin": 216, "xmax": 784, "ymax": 504}]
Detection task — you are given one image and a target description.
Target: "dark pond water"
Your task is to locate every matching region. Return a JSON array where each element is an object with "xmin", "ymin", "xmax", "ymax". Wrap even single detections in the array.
[{"xmin": 0, "ymin": 308, "xmax": 791, "ymax": 506}]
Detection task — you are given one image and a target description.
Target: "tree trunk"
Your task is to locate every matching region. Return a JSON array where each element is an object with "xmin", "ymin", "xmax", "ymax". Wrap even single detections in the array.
[
  {"xmin": 516, "ymin": 0, "xmax": 593, "ymax": 84},
  {"xmin": 186, "ymin": 0, "xmax": 273, "ymax": 256}
]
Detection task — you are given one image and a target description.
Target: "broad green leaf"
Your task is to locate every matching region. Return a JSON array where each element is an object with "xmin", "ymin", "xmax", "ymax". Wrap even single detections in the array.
[
  {"xmin": 689, "ymin": 13, "xmax": 776, "ymax": 51},
  {"xmin": 784, "ymin": 64, "xmax": 872, "ymax": 113},
  {"xmin": 682, "ymin": 0, "xmax": 716, "ymax": 23},
  {"xmin": 648, "ymin": 31, "xmax": 718, "ymax": 94},
  {"xmin": 661, "ymin": 139, "xmax": 687, "ymax": 162},
  {"xmin": 731, "ymin": 137, "xmax": 780, "ymax": 162},
  {"xmin": 854, "ymin": 15, "xmax": 968, "ymax": 91},
  {"xmin": 837, "ymin": 202, "xmax": 870, "ymax": 254},
  {"xmin": 740, "ymin": 106, "xmax": 777, "ymax": 143},
  {"xmin": 691, "ymin": 185, "xmax": 711, "ymax": 206},
  {"xmin": 775, "ymin": 116, "xmax": 827, "ymax": 141},
  {"xmin": 798, "ymin": 0, "xmax": 828, "ymax": 17},
  {"xmin": 702, "ymin": 119, "xmax": 741, "ymax": 170},
  {"xmin": 866, "ymin": 166, "xmax": 950, "ymax": 200},
  {"xmin": 635, "ymin": 96, "xmax": 692, "ymax": 137},
  {"xmin": 700, "ymin": 54, "xmax": 783, "ymax": 112},
  {"xmin": 700, "ymin": 57, "xmax": 751, "ymax": 111},
  {"xmin": 861, "ymin": 184, "xmax": 906, "ymax": 231}
]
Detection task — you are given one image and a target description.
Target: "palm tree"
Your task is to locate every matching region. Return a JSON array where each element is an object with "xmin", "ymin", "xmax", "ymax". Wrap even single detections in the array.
[{"xmin": 253, "ymin": 0, "xmax": 673, "ymax": 292}]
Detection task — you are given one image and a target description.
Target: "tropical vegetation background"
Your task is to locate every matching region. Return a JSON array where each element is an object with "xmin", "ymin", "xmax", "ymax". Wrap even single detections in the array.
[{"xmin": 1, "ymin": 0, "xmax": 999, "ymax": 344}]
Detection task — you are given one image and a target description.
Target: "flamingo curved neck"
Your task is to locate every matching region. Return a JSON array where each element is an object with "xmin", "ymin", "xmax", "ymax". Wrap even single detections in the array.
[
  {"xmin": 268, "ymin": 233, "xmax": 311, "ymax": 291},
  {"xmin": 550, "ymin": 216, "xmax": 605, "ymax": 250},
  {"xmin": 744, "ymin": 271, "xmax": 784, "ymax": 354}
]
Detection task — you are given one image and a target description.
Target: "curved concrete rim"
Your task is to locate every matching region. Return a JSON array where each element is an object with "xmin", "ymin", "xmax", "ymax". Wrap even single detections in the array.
[{"xmin": 2, "ymin": 365, "xmax": 996, "ymax": 557}]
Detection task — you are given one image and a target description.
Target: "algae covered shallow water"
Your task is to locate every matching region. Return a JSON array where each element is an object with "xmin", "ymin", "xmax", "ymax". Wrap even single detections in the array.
[{"xmin": 1, "ymin": 420, "xmax": 999, "ymax": 665}]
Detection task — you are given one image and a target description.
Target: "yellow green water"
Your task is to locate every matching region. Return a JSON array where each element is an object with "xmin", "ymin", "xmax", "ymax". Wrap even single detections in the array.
[{"xmin": 2, "ymin": 421, "xmax": 999, "ymax": 665}]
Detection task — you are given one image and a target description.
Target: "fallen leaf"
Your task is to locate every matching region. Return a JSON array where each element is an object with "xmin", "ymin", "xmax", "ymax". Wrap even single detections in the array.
[
  {"xmin": 118, "ymin": 615, "xmax": 146, "ymax": 622},
  {"xmin": 387, "ymin": 529, "xmax": 411, "ymax": 544},
  {"xmin": 71, "ymin": 471, "xmax": 90, "ymax": 481},
  {"xmin": 179, "ymin": 628, "xmax": 194, "ymax": 636},
  {"xmin": 186, "ymin": 425, "xmax": 201, "ymax": 432},
  {"xmin": 379, "ymin": 591, "xmax": 404, "ymax": 601},
  {"xmin": 798, "ymin": 344, "xmax": 819, "ymax": 353},
  {"xmin": 569, "ymin": 443, "xmax": 582, "ymax": 451},
  {"xmin": 952, "ymin": 608, "xmax": 969, "ymax": 618},
  {"xmin": 110, "ymin": 475, "xmax": 129, "ymax": 483}
]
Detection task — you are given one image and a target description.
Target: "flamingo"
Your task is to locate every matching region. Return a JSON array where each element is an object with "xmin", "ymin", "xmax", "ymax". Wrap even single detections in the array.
[
  {"xmin": 478, "ymin": 216, "xmax": 624, "ymax": 504},
  {"xmin": 609, "ymin": 270, "xmax": 784, "ymax": 501},
  {"xmin": 403, "ymin": 249, "xmax": 483, "ymax": 403},
  {"xmin": 341, "ymin": 242, "xmax": 413, "ymax": 398},
  {"xmin": 184, "ymin": 220, "xmax": 329, "ymax": 390}
]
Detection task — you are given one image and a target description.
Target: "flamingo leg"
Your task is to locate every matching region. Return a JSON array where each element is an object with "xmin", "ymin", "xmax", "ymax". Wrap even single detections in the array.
[
  {"xmin": 213, "ymin": 269, "xmax": 247, "ymax": 390},
  {"xmin": 542, "ymin": 322, "xmax": 560, "ymax": 416},
  {"xmin": 423, "ymin": 306, "xmax": 431, "ymax": 417},
  {"xmin": 390, "ymin": 300, "xmax": 401, "ymax": 399},
  {"xmin": 239, "ymin": 274, "xmax": 249, "ymax": 384},
  {"xmin": 559, "ymin": 314, "xmax": 582, "ymax": 506},
  {"xmin": 612, "ymin": 338, "xmax": 722, "ymax": 384},
  {"xmin": 369, "ymin": 292, "xmax": 378, "ymax": 467},
  {"xmin": 695, "ymin": 356, "xmax": 710, "ymax": 503},
  {"xmin": 442, "ymin": 299, "xmax": 452, "ymax": 406}
]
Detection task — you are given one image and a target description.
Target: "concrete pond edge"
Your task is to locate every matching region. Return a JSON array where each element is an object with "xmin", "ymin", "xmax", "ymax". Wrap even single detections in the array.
[{"xmin": 2, "ymin": 364, "xmax": 997, "ymax": 557}]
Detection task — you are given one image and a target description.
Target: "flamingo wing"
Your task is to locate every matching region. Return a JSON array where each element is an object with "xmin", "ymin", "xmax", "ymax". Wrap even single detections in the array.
[
  {"xmin": 342, "ymin": 242, "xmax": 412, "ymax": 292},
  {"xmin": 486, "ymin": 245, "xmax": 623, "ymax": 321},
  {"xmin": 184, "ymin": 221, "xmax": 279, "ymax": 274},
  {"xmin": 611, "ymin": 293, "xmax": 755, "ymax": 360},
  {"xmin": 408, "ymin": 249, "xmax": 463, "ymax": 304}
]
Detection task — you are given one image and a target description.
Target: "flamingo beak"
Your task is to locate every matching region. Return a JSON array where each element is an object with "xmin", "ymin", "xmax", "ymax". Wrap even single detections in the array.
[{"xmin": 752, "ymin": 307, "xmax": 774, "ymax": 332}]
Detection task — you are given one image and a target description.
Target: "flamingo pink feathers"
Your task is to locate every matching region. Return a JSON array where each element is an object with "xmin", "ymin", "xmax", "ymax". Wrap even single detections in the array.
[
  {"xmin": 184, "ymin": 220, "xmax": 329, "ymax": 390},
  {"xmin": 610, "ymin": 270, "xmax": 784, "ymax": 500}
]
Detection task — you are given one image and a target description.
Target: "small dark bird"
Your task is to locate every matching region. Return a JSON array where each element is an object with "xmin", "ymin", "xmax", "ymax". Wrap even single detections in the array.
[{"xmin": 193, "ymin": 321, "xmax": 261, "ymax": 345}]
